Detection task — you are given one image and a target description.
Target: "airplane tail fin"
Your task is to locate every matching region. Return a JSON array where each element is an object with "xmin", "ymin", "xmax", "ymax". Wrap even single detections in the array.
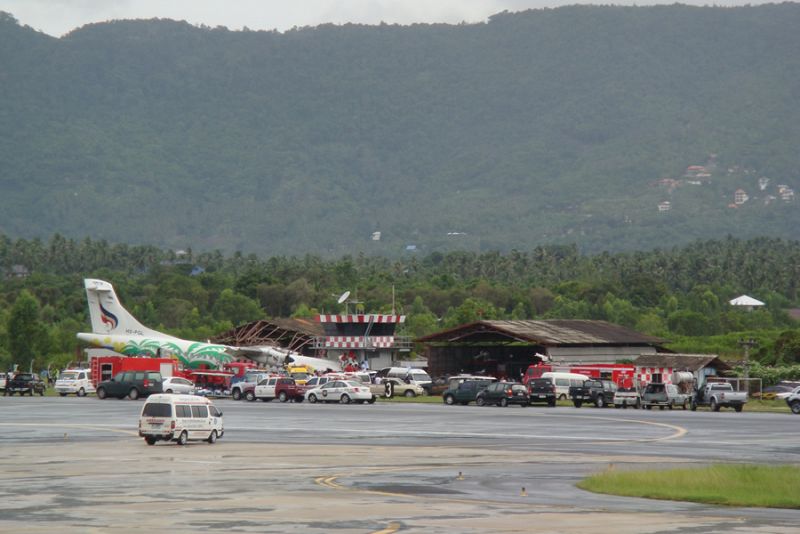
[{"xmin": 84, "ymin": 279, "xmax": 160, "ymax": 336}]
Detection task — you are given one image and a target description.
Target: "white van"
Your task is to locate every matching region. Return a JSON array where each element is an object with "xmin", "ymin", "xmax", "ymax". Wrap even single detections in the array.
[
  {"xmin": 377, "ymin": 367, "xmax": 432, "ymax": 393},
  {"xmin": 138, "ymin": 394, "xmax": 224, "ymax": 446},
  {"xmin": 55, "ymin": 369, "xmax": 95, "ymax": 397},
  {"xmin": 541, "ymin": 372, "xmax": 590, "ymax": 400}
]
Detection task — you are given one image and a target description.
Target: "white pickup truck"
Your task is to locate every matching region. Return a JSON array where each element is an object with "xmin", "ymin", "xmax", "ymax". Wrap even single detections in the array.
[{"xmin": 691, "ymin": 382, "xmax": 747, "ymax": 412}]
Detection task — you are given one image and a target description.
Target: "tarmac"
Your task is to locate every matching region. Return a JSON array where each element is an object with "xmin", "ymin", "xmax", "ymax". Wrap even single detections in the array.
[{"xmin": 1, "ymin": 396, "xmax": 799, "ymax": 533}]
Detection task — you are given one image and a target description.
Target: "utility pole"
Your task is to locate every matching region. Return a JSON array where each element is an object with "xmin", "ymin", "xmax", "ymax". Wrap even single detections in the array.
[{"xmin": 738, "ymin": 337, "xmax": 757, "ymax": 386}]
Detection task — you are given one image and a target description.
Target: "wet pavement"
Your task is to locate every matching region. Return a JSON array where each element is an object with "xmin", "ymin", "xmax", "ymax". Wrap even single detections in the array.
[{"xmin": 1, "ymin": 396, "xmax": 799, "ymax": 533}]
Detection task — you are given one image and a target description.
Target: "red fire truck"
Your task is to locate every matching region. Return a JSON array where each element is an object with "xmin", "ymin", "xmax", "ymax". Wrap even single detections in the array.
[
  {"xmin": 90, "ymin": 355, "xmax": 183, "ymax": 387},
  {"xmin": 523, "ymin": 363, "xmax": 636, "ymax": 389}
]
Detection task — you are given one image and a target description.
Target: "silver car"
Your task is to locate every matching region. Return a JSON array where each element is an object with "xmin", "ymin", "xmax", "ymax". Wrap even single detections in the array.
[{"xmin": 162, "ymin": 376, "xmax": 196, "ymax": 394}]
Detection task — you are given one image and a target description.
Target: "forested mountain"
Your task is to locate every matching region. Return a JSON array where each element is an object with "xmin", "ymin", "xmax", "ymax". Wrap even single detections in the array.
[{"xmin": 1, "ymin": 5, "xmax": 799, "ymax": 255}]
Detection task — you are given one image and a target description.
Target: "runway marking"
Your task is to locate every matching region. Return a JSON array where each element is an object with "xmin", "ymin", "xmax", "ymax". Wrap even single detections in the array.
[
  {"xmin": 0, "ymin": 422, "xmax": 139, "ymax": 437},
  {"xmin": 371, "ymin": 522, "xmax": 401, "ymax": 534},
  {"xmin": 519, "ymin": 413, "xmax": 688, "ymax": 443}
]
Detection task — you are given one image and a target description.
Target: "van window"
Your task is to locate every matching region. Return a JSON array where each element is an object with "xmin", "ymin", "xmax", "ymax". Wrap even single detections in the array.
[
  {"xmin": 209, "ymin": 406, "xmax": 221, "ymax": 417},
  {"xmin": 555, "ymin": 378, "xmax": 569, "ymax": 386},
  {"xmin": 122, "ymin": 372, "xmax": 134, "ymax": 382},
  {"xmin": 176, "ymin": 405, "xmax": 191, "ymax": 418},
  {"xmin": 143, "ymin": 403, "xmax": 172, "ymax": 417},
  {"xmin": 191, "ymin": 405, "xmax": 209, "ymax": 418},
  {"xmin": 134, "ymin": 372, "xmax": 145, "ymax": 381},
  {"xmin": 410, "ymin": 371, "xmax": 431, "ymax": 382}
]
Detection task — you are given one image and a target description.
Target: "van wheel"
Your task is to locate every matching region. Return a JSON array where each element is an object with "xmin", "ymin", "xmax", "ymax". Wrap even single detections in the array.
[
  {"xmin": 245, "ymin": 391, "xmax": 255, "ymax": 402},
  {"xmin": 559, "ymin": 394, "xmax": 566, "ymax": 401},
  {"xmin": 308, "ymin": 394, "xmax": 318, "ymax": 404},
  {"xmin": 145, "ymin": 437, "xmax": 156, "ymax": 446},
  {"xmin": 500, "ymin": 398, "xmax": 508, "ymax": 407},
  {"xmin": 404, "ymin": 390, "xmax": 416, "ymax": 397},
  {"xmin": 128, "ymin": 388, "xmax": 139, "ymax": 400},
  {"xmin": 177, "ymin": 431, "xmax": 188, "ymax": 446},
  {"xmin": 476, "ymin": 396, "xmax": 486, "ymax": 407},
  {"xmin": 278, "ymin": 391, "xmax": 288, "ymax": 402},
  {"xmin": 165, "ymin": 389, "xmax": 173, "ymax": 394},
  {"xmin": 77, "ymin": 388, "xmax": 86, "ymax": 397},
  {"xmin": 207, "ymin": 430, "xmax": 217, "ymax": 444},
  {"xmin": 444, "ymin": 394, "xmax": 455, "ymax": 405},
  {"xmin": 97, "ymin": 387, "xmax": 107, "ymax": 399},
  {"xmin": 232, "ymin": 389, "xmax": 242, "ymax": 400},
  {"xmin": 340, "ymin": 394, "xmax": 351, "ymax": 404},
  {"xmin": 596, "ymin": 397, "xmax": 605, "ymax": 408}
]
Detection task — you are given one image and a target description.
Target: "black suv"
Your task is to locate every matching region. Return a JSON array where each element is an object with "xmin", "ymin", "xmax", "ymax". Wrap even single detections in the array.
[
  {"xmin": 527, "ymin": 378, "xmax": 557, "ymax": 407},
  {"xmin": 476, "ymin": 381, "xmax": 530, "ymax": 407},
  {"xmin": 5, "ymin": 373, "xmax": 46, "ymax": 396},
  {"xmin": 97, "ymin": 371, "xmax": 163, "ymax": 400},
  {"xmin": 569, "ymin": 379, "xmax": 617, "ymax": 408},
  {"xmin": 442, "ymin": 378, "xmax": 494, "ymax": 405}
]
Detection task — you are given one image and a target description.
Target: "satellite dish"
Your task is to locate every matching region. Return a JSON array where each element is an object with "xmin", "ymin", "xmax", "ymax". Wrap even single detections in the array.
[{"xmin": 337, "ymin": 291, "xmax": 351, "ymax": 304}]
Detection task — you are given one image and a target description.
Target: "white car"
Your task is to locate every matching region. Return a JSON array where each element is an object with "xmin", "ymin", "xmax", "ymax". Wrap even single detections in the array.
[
  {"xmin": 162, "ymin": 377, "xmax": 196, "ymax": 394},
  {"xmin": 305, "ymin": 380, "xmax": 376, "ymax": 404}
]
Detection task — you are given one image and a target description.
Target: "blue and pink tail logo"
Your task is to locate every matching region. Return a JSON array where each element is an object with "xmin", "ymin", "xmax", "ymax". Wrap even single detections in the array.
[{"xmin": 99, "ymin": 303, "xmax": 118, "ymax": 330}]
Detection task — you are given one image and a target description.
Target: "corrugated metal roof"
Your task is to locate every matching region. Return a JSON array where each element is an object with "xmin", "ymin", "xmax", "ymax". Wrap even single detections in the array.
[
  {"xmin": 417, "ymin": 320, "xmax": 664, "ymax": 345},
  {"xmin": 634, "ymin": 353, "xmax": 730, "ymax": 371}
]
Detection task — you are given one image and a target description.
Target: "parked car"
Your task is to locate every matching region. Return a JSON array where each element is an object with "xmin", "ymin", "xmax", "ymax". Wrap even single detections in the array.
[
  {"xmin": 138, "ymin": 394, "xmax": 224, "ymax": 445},
  {"xmin": 305, "ymin": 380, "xmax": 376, "ymax": 404},
  {"xmin": 760, "ymin": 382, "xmax": 800, "ymax": 400},
  {"xmin": 231, "ymin": 371, "xmax": 273, "ymax": 400},
  {"xmin": 371, "ymin": 377, "xmax": 425, "ymax": 398},
  {"xmin": 162, "ymin": 376, "xmax": 196, "ymax": 395},
  {"xmin": 476, "ymin": 381, "xmax": 530, "ymax": 407},
  {"xmin": 542, "ymin": 372, "xmax": 590, "ymax": 400},
  {"xmin": 785, "ymin": 386, "xmax": 800, "ymax": 414},
  {"xmin": 569, "ymin": 379, "xmax": 617, "ymax": 408},
  {"xmin": 5, "ymin": 372, "xmax": 46, "ymax": 396},
  {"xmin": 275, "ymin": 377, "xmax": 310, "ymax": 402},
  {"xmin": 304, "ymin": 376, "xmax": 332, "ymax": 388},
  {"xmin": 442, "ymin": 377, "xmax": 495, "ymax": 405},
  {"xmin": 527, "ymin": 378, "xmax": 557, "ymax": 406},
  {"xmin": 96, "ymin": 371, "xmax": 163, "ymax": 400},
  {"xmin": 642, "ymin": 383, "xmax": 689, "ymax": 410},
  {"xmin": 375, "ymin": 367, "xmax": 433, "ymax": 394},
  {"xmin": 55, "ymin": 369, "xmax": 95, "ymax": 397},
  {"xmin": 613, "ymin": 388, "xmax": 642, "ymax": 409}
]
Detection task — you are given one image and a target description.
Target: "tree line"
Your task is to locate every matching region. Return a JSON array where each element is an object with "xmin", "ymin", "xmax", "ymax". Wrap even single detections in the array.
[{"xmin": 1, "ymin": 234, "xmax": 800, "ymax": 379}]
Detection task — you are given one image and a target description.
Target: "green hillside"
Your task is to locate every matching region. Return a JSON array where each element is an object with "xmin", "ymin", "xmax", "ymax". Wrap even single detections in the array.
[{"xmin": 1, "ymin": 5, "xmax": 799, "ymax": 255}]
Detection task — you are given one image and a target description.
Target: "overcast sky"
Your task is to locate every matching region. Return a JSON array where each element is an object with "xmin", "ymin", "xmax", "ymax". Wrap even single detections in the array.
[{"xmin": 0, "ymin": 0, "xmax": 770, "ymax": 37}]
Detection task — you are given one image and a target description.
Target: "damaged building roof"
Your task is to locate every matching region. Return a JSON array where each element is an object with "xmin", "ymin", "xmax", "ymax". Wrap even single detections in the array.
[
  {"xmin": 416, "ymin": 320, "xmax": 665, "ymax": 346},
  {"xmin": 634, "ymin": 353, "xmax": 731, "ymax": 371}
]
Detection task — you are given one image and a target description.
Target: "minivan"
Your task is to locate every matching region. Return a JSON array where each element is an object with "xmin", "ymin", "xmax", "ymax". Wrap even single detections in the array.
[
  {"xmin": 55, "ymin": 368, "xmax": 95, "ymax": 397},
  {"xmin": 139, "ymin": 394, "xmax": 224, "ymax": 445},
  {"xmin": 540, "ymin": 372, "xmax": 590, "ymax": 400},
  {"xmin": 376, "ymin": 367, "xmax": 432, "ymax": 394}
]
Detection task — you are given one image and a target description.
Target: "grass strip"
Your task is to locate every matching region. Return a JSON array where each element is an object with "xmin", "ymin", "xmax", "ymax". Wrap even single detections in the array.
[{"xmin": 578, "ymin": 464, "xmax": 800, "ymax": 509}]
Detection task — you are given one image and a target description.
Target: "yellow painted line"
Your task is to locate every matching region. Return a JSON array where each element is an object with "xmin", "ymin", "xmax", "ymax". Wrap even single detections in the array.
[
  {"xmin": 522, "ymin": 412, "xmax": 688, "ymax": 443},
  {"xmin": 0, "ymin": 422, "xmax": 139, "ymax": 437},
  {"xmin": 371, "ymin": 522, "xmax": 401, "ymax": 534}
]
